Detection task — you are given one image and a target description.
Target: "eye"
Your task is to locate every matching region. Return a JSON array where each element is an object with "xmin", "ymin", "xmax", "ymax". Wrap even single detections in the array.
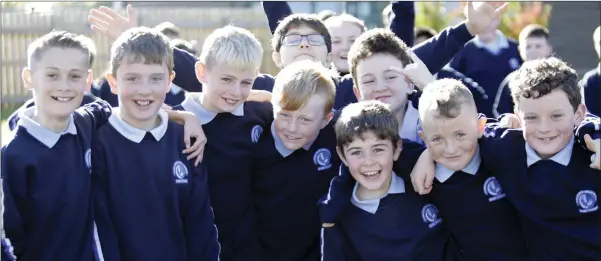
[
  {"xmin": 385, "ymin": 76, "xmax": 398, "ymax": 80},
  {"xmin": 524, "ymin": 116, "xmax": 536, "ymax": 120},
  {"xmin": 70, "ymin": 75, "xmax": 82, "ymax": 80},
  {"xmin": 552, "ymin": 114, "xmax": 563, "ymax": 119},
  {"xmin": 152, "ymin": 76, "xmax": 163, "ymax": 81},
  {"xmin": 431, "ymin": 137, "xmax": 441, "ymax": 142},
  {"xmin": 350, "ymin": 150, "xmax": 361, "ymax": 156},
  {"xmin": 362, "ymin": 80, "xmax": 374, "ymax": 84},
  {"xmin": 242, "ymin": 80, "xmax": 253, "ymax": 86},
  {"xmin": 301, "ymin": 118, "xmax": 312, "ymax": 123},
  {"xmin": 456, "ymin": 133, "xmax": 466, "ymax": 138},
  {"xmin": 279, "ymin": 112, "xmax": 291, "ymax": 118},
  {"xmin": 221, "ymin": 78, "xmax": 232, "ymax": 83},
  {"xmin": 46, "ymin": 73, "xmax": 57, "ymax": 79},
  {"xmin": 126, "ymin": 77, "xmax": 136, "ymax": 81},
  {"xmin": 373, "ymin": 148, "xmax": 385, "ymax": 153}
]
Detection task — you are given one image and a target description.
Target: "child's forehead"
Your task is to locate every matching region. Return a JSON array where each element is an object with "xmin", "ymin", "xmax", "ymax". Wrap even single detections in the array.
[
  {"xmin": 118, "ymin": 61, "xmax": 169, "ymax": 74},
  {"xmin": 357, "ymin": 53, "xmax": 404, "ymax": 73},
  {"xmin": 36, "ymin": 47, "xmax": 89, "ymax": 70},
  {"xmin": 286, "ymin": 25, "xmax": 320, "ymax": 35}
]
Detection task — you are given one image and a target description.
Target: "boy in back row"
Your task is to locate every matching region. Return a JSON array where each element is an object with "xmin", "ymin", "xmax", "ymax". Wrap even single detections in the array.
[{"xmin": 1, "ymin": 29, "xmax": 210, "ymax": 260}]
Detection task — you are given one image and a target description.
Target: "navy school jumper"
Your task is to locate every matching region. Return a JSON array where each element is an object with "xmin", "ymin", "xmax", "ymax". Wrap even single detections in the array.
[
  {"xmin": 7, "ymin": 88, "xmax": 99, "ymax": 131},
  {"xmin": 479, "ymin": 119, "xmax": 601, "ymax": 261},
  {"xmin": 92, "ymin": 111, "xmax": 220, "ymax": 261},
  {"xmin": 320, "ymin": 170, "xmax": 460, "ymax": 261},
  {"xmin": 173, "ymin": 95, "xmax": 274, "ymax": 261},
  {"xmin": 580, "ymin": 67, "xmax": 600, "ymax": 117},
  {"xmin": 251, "ymin": 110, "xmax": 341, "ymax": 261},
  {"xmin": 1, "ymin": 100, "xmax": 112, "ymax": 261}
]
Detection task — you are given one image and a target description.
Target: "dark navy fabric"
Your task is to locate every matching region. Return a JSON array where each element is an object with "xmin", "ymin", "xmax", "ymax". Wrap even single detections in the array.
[{"xmin": 581, "ymin": 68, "xmax": 600, "ymax": 117}]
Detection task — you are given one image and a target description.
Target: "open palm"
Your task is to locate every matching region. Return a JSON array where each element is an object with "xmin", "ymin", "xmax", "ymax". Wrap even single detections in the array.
[{"xmin": 88, "ymin": 4, "xmax": 138, "ymax": 40}]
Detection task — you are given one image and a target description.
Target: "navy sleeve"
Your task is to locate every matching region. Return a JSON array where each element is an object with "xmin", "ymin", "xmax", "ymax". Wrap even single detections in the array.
[
  {"xmin": 492, "ymin": 73, "xmax": 515, "ymax": 118},
  {"xmin": 1, "ymin": 148, "xmax": 28, "ymax": 259},
  {"xmin": 252, "ymin": 74, "xmax": 276, "ymax": 92},
  {"xmin": 91, "ymin": 79, "xmax": 119, "ymax": 107},
  {"xmin": 411, "ymin": 23, "xmax": 472, "ymax": 75},
  {"xmin": 318, "ymin": 165, "xmax": 354, "ymax": 224},
  {"xmin": 262, "ymin": 1, "xmax": 293, "ymax": 35},
  {"xmin": 334, "ymin": 75, "xmax": 358, "ymax": 110},
  {"xmin": 321, "ymin": 226, "xmax": 354, "ymax": 261},
  {"xmin": 581, "ymin": 71, "xmax": 600, "ymax": 117},
  {"xmin": 575, "ymin": 113, "xmax": 601, "ymax": 151},
  {"xmin": 392, "ymin": 139, "xmax": 427, "ymax": 179},
  {"xmin": 185, "ymin": 164, "xmax": 220, "ymax": 261},
  {"xmin": 91, "ymin": 139, "xmax": 121, "ymax": 261},
  {"xmin": 76, "ymin": 100, "xmax": 113, "ymax": 131},
  {"xmin": 449, "ymin": 45, "xmax": 466, "ymax": 74},
  {"xmin": 389, "ymin": 1, "xmax": 415, "ymax": 47},
  {"xmin": 172, "ymin": 47, "xmax": 203, "ymax": 93},
  {"xmin": 6, "ymin": 99, "xmax": 33, "ymax": 131}
]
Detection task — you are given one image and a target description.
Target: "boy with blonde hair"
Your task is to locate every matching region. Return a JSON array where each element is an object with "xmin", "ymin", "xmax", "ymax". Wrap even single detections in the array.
[
  {"xmin": 252, "ymin": 60, "xmax": 338, "ymax": 261},
  {"xmin": 93, "ymin": 27, "xmax": 219, "ymax": 261},
  {"xmin": 173, "ymin": 25, "xmax": 274, "ymax": 261}
]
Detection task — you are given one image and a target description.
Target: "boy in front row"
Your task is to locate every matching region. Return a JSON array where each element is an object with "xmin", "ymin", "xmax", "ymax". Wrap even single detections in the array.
[
  {"xmin": 321, "ymin": 100, "xmax": 460, "ymax": 261},
  {"xmin": 92, "ymin": 27, "xmax": 220, "ymax": 261},
  {"xmin": 1, "ymin": 30, "xmax": 207, "ymax": 261}
]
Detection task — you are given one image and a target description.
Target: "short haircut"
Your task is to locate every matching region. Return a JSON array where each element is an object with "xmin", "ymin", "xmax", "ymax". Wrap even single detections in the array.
[
  {"xmin": 199, "ymin": 25, "xmax": 263, "ymax": 72},
  {"xmin": 519, "ymin": 24, "xmax": 550, "ymax": 43},
  {"xmin": 335, "ymin": 100, "xmax": 400, "ymax": 151},
  {"xmin": 154, "ymin": 21, "xmax": 180, "ymax": 38},
  {"xmin": 382, "ymin": 4, "xmax": 392, "ymax": 27},
  {"xmin": 415, "ymin": 26, "xmax": 437, "ymax": 41},
  {"xmin": 324, "ymin": 13, "xmax": 367, "ymax": 33},
  {"xmin": 271, "ymin": 13, "xmax": 332, "ymax": 53},
  {"xmin": 349, "ymin": 28, "xmax": 411, "ymax": 84},
  {"xmin": 272, "ymin": 60, "xmax": 336, "ymax": 114},
  {"xmin": 110, "ymin": 27, "xmax": 173, "ymax": 76},
  {"xmin": 171, "ymin": 38, "xmax": 197, "ymax": 56},
  {"xmin": 317, "ymin": 10, "xmax": 336, "ymax": 21},
  {"xmin": 418, "ymin": 78, "xmax": 477, "ymax": 120},
  {"xmin": 509, "ymin": 57, "xmax": 581, "ymax": 112},
  {"xmin": 27, "ymin": 30, "xmax": 93, "ymax": 69}
]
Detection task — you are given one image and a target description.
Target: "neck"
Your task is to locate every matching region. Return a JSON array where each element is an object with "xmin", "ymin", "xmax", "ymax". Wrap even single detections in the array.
[
  {"xmin": 120, "ymin": 110, "xmax": 160, "ymax": 131},
  {"xmin": 394, "ymin": 104, "xmax": 407, "ymax": 132},
  {"xmin": 196, "ymin": 92, "xmax": 221, "ymax": 113},
  {"xmin": 32, "ymin": 108, "xmax": 70, "ymax": 133},
  {"xmin": 356, "ymin": 176, "xmax": 392, "ymax": 201}
]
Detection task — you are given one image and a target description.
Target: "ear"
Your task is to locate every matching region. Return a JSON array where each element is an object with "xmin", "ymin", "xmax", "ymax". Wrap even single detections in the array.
[
  {"xmin": 336, "ymin": 146, "xmax": 348, "ymax": 166},
  {"xmin": 272, "ymin": 51, "xmax": 283, "ymax": 68},
  {"xmin": 321, "ymin": 111, "xmax": 334, "ymax": 129},
  {"xmin": 393, "ymin": 139, "xmax": 403, "ymax": 161},
  {"xmin": 85, "ymin": 69, "xmax": 93, "ymax": 92},
  {"xmin": 477, "ymin": 117, "xmax": 487, "ymax": 138},
  {"xmin": 195, "ymin": 62, "xmax": 207, "ymax": 84},
  {"xmin": 573, "ymin": 103, "xmax": 587, "ymax": 126},
  {"xmin": 106, "ymin": 73, "xmax": 119, "ymax": 95},
  {"xmin": 418, "ymin": 130, "xmax": 424, "ymax": 141},
  {"xmin": 165, "ymin": 71, "xmax": 176, "ymax": 93},
  {"xmin": 513, "ymin": 107, "xmax": 524, "ymax": 128},
  {"xmin": 353, "ymin": 86, "xmax": 362, "ymax": 101},
  {"xmin": 22, "ymin": 67, "xmax": 33, "ymax": 90}
]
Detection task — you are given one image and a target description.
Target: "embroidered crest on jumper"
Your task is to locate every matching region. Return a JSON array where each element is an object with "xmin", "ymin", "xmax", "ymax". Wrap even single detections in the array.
[
  {"xmin": 173, "ymin": 161, "xmax": 189, "ymax": 184},
  {"xmin": 576, "ymin": 190, "xmax": 598, "ymax": 213},
  {"xmin": 313, "ymin": 148, "xmax": 332, "ymax": 171},
  {"xmin": 85, "ymin": 149, "xmax": 92, "ymax": 169},
  {"xmin": 421, "ymin": 204, "xmax": 443, "ymax": 228},
  {"xmin": 483, "ymin": 176, "xmax": 506, "ymax": 202},
  {"xmin": 251, "ymin": 125, "xmax": 263, "ymax": 144}
]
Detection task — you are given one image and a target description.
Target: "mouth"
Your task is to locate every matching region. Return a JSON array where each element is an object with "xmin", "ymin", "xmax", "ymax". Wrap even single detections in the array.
[
  {"xmin": 296, "ymin": 54, "xmax": 315, "ymax": 59},
  {"xmin": 51, "ymin": 96, "xmax": 75, "ymax": 102},
  {"xmin": 445, "ymin": 155, "xmax": 462, "ymax": 161},
  {"xmin": 133, "ymin": 99, "xmax": 154, "ymax": 108},
  {"xmin": 361, "ymin": 170, "xmax": 381, "ymax": 179},
  {"xmin": 537, "ymin": 135, "xmax": 558, "ymax": 142},
  {"xmin": 340, "ymin": 55, "xmax": 347, "ymax": 61},
  {"xmin": 283, "ymin": 134, "xmax": 301, "ymax": 141},
  {"xmin": 222, "ymin": 97, "xmax": 239, "ymax": 106},
  {"xmin": 374, "ymin": 96, "xmax": 391, "ymax": 102}
]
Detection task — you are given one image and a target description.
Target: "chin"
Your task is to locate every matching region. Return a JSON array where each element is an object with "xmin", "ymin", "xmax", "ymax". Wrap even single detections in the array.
[{"xmin": 282, "ymin": 140, "xmax": 304, "ymax": 151}]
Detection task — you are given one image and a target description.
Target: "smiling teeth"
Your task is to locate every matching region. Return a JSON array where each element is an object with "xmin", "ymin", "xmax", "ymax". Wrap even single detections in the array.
[
  {"xmin": 539, "ymin": 136, "xmax": 557, "ymax": 141},
  {"xmin": 224, "ymin": 98, "xmax": 237, "ymax": 104},
  {"xmin": 135, "ymin": 101, "xmax": 150, "ymax": 106},
  {"xmin": 363, "ymin": 171, "xmax": 380, "ymax": 177},
  {"xmin": 55, "ymin": 97, "xmax": 72, "ymax": 102}
]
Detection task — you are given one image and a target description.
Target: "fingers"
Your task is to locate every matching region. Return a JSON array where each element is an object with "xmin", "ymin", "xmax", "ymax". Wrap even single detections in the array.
[
  {"xmin": 126, "ymin": 4, "xmax": 135, "ymax": 18},
  {"xmin": 98, "ymin": 6, "xmax": 123, "ymax": 19},
  {"xmin": 494, "ymin": 2, "xmax": 509, "ymax": 13},
  {"xmin": 584, "ymin": 134, "xmax": 594, "ymax": 150},
  {"xmin": 408, "ymin": 50, "xmax": 422, "ymax": 64},
  {"xmin": 90, "ymin": 8, "xmax": 113, "ymax": 22},
  {"xmin": 88, "ymin": 15, "xmax": 110, "ymax": 29},
  {"xmin": 90, "ymin": 25, "xmax": 107, "ymax": 34}
]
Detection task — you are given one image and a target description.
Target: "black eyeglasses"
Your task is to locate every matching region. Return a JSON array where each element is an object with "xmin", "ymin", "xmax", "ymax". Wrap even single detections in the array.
[{"xmin": 283, "ymin": 34, "xmax": 326, "ymax": 46}]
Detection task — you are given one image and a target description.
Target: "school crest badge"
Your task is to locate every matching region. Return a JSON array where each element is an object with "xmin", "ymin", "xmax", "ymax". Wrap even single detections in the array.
[
  {"xmin": 85, "ymin": 149, "xmax": 92, "ymax": 169},
  {"xmin": 251, "ymin": 125, "xmax": 263, "ymax": 144},
  {"xmin": 313, "ymin": 148, "xmax": 332, "ymax": 171},
  {"xmin": 576, "ymin": 190, "xmax": 598, "ymax": 213},
  {"xmin": 483, "ymin": 176, "xmax": 506, "ymax": 202},
  {"xmin": 421, "ymin": 204, "xmax": 443, "ymax": 228},
  {"xmin": 173, "ymin": 161, "xmax": 189, "ymax": 184}
]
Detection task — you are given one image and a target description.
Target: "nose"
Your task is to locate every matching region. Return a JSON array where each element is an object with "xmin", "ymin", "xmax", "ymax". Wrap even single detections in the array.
[
  {"xmin": 229, "ymin": 83, "xmax": 242, "ymax": 97},
  {"xmin": 443, "ymin": 140, "xmax": 458, "ymax": 155},
  {"xmin": 299, "ymin": 36, "xmax": 310, "ymax": 49},
  {"xmin": 286, "ymin": 119, "xmax": 299, "ymax": 133},
  {"xmin": 538, "ymin": 118, "xmax": 552, "ymax": 133}
]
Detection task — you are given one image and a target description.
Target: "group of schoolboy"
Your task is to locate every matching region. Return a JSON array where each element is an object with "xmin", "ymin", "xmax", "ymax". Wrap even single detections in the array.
[{"xmin": 2, "ymin": 1, "xmax": 600, "ymax": 261}]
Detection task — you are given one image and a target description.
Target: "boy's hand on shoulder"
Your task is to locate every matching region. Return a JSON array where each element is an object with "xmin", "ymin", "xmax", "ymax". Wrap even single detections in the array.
[
  {"xmin": 247, "ymin": 90, "xmax": 273, "ymax": 103},
  {"xmin": 464, "ymin": 2, "xmax": 508, "ymax": 36},
  {"xmin": 390, "ymin": 51, "xmax": 435, "ymax": 91},
  {"xmin": 322, "ymin": 223, "xmax": 335, "ymax": 228},
  {"xmin": 89, "ymin": 4, "xmax": 138, "ymax": 41},
  {"xmin": 181, "ymin": 113, "xmax": 206, "ymax": 166},
  {"xmin": 584, "ymin": 134, "xmax": 600, "ymax": 170},
  {"xmin": 499, "ymin": 113, "xmax": 521, "ymax": 128},
  {"xmin": 410, "ymin": 149, "xmax": 436, "ymax": 195}
]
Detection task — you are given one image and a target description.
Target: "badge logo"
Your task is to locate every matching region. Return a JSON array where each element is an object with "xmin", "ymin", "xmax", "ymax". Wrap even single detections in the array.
[
  {"xmin": 251, "ymin": 125, "xmax": 263, "ymax": 144},
  {"xmin": 173, "ymin": 161, "xmax": 189, "ymax": 184},
  {"xmin": 85, "ymin": 149, "xmax": 92, "ymax": 169},
  {"xmin": 313, "ymin": 148, "xmax": 332, "ymax": 171},
  {"xmin": 483, "ymin": 176, "xmax": 506, "ymax": 202},
  {"xmin": 509, "ymin": 58, "xmax": 520, "ymax": 69},
  {"xmin": 421, "ymin": 204, "xmax": 442, "ymax": 228},
  {"xmin": 576, "ymin": 190, "xmax": 598, "ymax": 213}
]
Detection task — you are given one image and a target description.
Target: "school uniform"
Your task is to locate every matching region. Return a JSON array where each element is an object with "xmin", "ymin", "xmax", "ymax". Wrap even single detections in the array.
[
  {"xmin": 492, "ymin": 70, "xmax": 516, "ymax": 118},
  {"xmin": 7, "ymin": 90, "xmax": 99, "ymax": 131},
  {"xmin": 480, "ymin": 128, "xmax": 601, "ymax": 261},
  {"xmin": 1, "ymin": 100, "xmax": 112, "ymax": 261},
  {"xmin": 252, "ymin": 113, "xmax": 340, "ymax": 261},
  {"xmin": 450, "ymin": 30, "xmax": 522, "ymax": 116},
  {"xmin": 580, "ymin": 66, "xmax": 600, "ymax": 116},
  {"xmin": 437, "ymin": 66, "xmax": 492, "ymax": 116},
  {"xmin": 91, "ymin": 77, "xmax": 186, "ymax": 107},
  {"xmin": 92, "ymin": 109, "xmax": 220, "ymax": 261},
  {"xmin": 321, "ymin": 174, "xmax": 459, "ymax": 261},
  {"xmin": 173, "ymin": 95, "xmax": 273, "ymax": 261},
  {"xmin": 429, "ymin": 146, "xmax": 530, "ymax": 261}
]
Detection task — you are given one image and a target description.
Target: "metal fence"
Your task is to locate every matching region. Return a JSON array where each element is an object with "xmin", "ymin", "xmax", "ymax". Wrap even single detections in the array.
[{"xmin": 1, "ymin": 5, "xmax": 279, "ymax": 109}]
